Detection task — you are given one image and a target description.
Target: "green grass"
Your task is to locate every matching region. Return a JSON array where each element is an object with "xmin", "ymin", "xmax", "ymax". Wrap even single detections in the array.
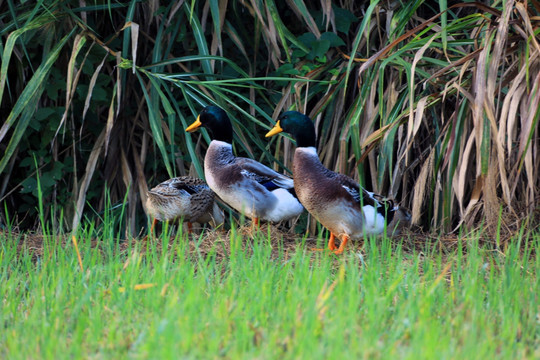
[{"xmin": 1, "ymin": 224, "xmax": 538, "ymax": 359}]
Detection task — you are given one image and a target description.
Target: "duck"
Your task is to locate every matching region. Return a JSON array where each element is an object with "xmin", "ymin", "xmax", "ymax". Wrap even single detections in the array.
[
  {"xmin": 265, "ymin": 111, "xmax": 411, "ymax": 254},
  {"xmin": 185, "ymin": 105, "xmax": 304, "ymax": 226},
  {"xmin": 145, "ymin": 176, "xmax": 224, "ymax": 236}
]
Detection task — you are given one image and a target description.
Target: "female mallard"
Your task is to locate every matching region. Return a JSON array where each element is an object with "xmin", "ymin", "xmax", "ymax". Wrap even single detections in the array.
[
  {"xmin": 266, "ymin": 111, "xmax": 411, "ymax": 254},
  {"xmin": 185, "ymin": 106, "xmax": 303, "ymax": 226},
  {"xmin": 146, "ymin": 176, "xmax": 224, "ymax": 235}
]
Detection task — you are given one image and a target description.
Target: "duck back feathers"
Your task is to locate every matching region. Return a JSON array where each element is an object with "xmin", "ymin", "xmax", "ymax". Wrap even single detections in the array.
[{"xmin": 146, "ymin": 176, "xmax": 223, "ymax": 225}]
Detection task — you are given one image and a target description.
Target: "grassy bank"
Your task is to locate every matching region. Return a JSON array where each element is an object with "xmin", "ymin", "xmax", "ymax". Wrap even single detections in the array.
[{"xmin": 1, "ymin": 224, "xmax": 538, "ymax": 359}]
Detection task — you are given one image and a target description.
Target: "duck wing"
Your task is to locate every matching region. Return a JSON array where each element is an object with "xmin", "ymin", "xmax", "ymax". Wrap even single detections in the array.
[
  {"xmin": 235, "ymin": 158, "xmax": 295, "ymax": 192},
  {"xmin": 338, "ymin": 175, "xmax": 397, "ymax": 223},
  {"xmin": 167, "ymin": 177, "xmax": 216, "ymax": 222},
  {"xmin": 169, "ymin": 177, "xmax": 209, "ymax": 195}
]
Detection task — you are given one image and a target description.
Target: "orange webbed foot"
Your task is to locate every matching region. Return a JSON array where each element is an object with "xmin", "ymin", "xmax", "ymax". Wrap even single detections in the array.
[
  {"xmin": 328, "ymin": 232, "xmax": 337, "ymax": 251},
  {"xmin": 331, "ymin": 235, "xmax": 349, "ymax": 255},
  {"xmin": 311, "ymin": 233, "xmax": 338, "ymax": 252}
]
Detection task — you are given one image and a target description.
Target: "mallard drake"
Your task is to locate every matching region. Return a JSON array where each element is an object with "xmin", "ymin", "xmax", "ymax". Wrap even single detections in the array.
[
  {"xmin": 146, "ymin": 176, "xmax": 224, "ymax": 235},
  {"xmin": 185, "ymin": 106, "xmax": 303, "ymax": 226},
  {"xmin": 266, "ymin": 111, "xmax": 411, "ymax": 254}
]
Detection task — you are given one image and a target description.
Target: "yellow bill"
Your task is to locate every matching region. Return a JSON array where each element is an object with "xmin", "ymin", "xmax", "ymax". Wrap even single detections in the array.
[
  {"xmin": 186, "ymin": 116, "xmax": 203, "ymax": 132},
  {"xmin": 265, "ymin": 121, "xmax": 283, "ymax": 137}
]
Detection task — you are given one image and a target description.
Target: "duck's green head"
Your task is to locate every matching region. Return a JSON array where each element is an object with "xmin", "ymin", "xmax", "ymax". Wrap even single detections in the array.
[
  {"xmin": 265, "ymin": 111, "xmax": 316, "ymax": 148},
  {"xmin": 186, "ymin": 105, "xmax": 233, "ymax": 143}
]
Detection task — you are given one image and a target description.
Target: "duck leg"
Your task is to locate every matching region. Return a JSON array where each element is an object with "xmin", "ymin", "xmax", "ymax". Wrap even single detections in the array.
[
  {"xmin": 150, "ymin": 218, "xmax": 158, "ymax": 235},
  {"xmin": 311, "ymin": 232, "xmax": 336, "ymax": 252},
  {"xmin": 332, "ymin": 234, "xmax": 349, "ymax": 255},
  {"xmin": 187, "ymin": 222, "xmax": 193, "ymax": 234},
  {"xmin": 328, "ymin": 232, "xmax": 337, "ymax": 251},
  {"xmin": 142, "ymin": 218, "xmax": 158, "ymax": 241},
  {"xmin": 250, "ymin": 217, "xmax": 260, "ymax": 231}
]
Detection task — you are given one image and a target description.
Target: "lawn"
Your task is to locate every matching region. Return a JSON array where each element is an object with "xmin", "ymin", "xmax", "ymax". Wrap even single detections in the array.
[{"xmin": 1, "ymin": 223, "xmax": 538, "ymax": 359}]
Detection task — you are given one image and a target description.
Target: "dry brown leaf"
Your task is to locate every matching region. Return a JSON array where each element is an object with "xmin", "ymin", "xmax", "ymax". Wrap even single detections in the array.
[
  {"xmin": 515, "ymin": 2, "xmax": 540, "ymax": 53},
  {"xmin": 361, "ymin": 123, "xmax": 393, "ymax": 149},
  {"xmin": 72, "ymin": 128, "xmax": 106, "ymax": 230},
  {"xmin": 405, "ymin": 95, "xmax": 429, "ymax": 155},
  {"xmin": 462, "ymin": 175, "xmax": 485, "ymax": 225},
  {"xmin": 408, "ymin": 33, "xmax": 436, "ymax": 145},
  {"xmin": 82, "ymin": 53, "xmax": 107, "ymax": 123},
  {"xmin": 472, "ymin": 29, "xmax": 492, "ymax": 176},
  {"xmin": 411, "ymin": 148, "xmax": 434, "ymax": 225},
  {"xmin": 132, "ymin": 142, "xmax": 149, "ymax": 215},
  {"xmin": 57, "ymin": 33, "xmax": 87, "ymax": 140},
  {"xmin": 285, "ymin": 0, "xmax": 321, "ymax": 38},
  {"xmin": 104, "ymin": 85, "xmax": 117, "ymax": 156},
  {"xmin": 453, "ymin": 132, "xmax": 476, "ymax": 218},
  {"xmin": 484, "ymin": 157, "xmax": 500, "ymax": 227},
  {"xmin": 129, "ymin": 22, "xmax": 139, "ymax": 73}
]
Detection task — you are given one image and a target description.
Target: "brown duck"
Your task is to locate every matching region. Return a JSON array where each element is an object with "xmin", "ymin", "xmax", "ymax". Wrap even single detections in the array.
[
  {"xmin": 266, "ymin": 111, "xmax": 411, "ymax": 254},
  {"xmin": 146, "ymin": 176, "xmax": 224, "ymax": 235}
]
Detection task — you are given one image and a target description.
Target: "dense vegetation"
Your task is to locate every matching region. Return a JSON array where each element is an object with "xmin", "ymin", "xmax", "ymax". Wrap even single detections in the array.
[
  {"xmin": 0, "ymin": 0, "xmax": 538, "ymax": 235},
  {"xmin": 1, "ymin": 2, "xmax": 538, "ymax": 358}
]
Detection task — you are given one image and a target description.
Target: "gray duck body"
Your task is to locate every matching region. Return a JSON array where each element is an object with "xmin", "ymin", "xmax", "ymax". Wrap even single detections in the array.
[{"xmin": 204, "ymin": 140, "xmax": 303, "ymax": 222}]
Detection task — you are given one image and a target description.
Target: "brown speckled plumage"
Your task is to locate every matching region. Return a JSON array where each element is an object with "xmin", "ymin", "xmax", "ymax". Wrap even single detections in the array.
[{"xmin": 146, "ymin": 176, "xmax": 223, "ymax": 226}]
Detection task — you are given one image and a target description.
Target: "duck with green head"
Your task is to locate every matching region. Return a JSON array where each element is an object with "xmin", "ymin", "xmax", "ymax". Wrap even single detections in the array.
[
  {"xmin": 186, "ymin": 106, "xmax": 304, "ymax": 226},
  {"xmin": 266, "ymin": 111, "xmax": 411, "ymax": 254}
]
